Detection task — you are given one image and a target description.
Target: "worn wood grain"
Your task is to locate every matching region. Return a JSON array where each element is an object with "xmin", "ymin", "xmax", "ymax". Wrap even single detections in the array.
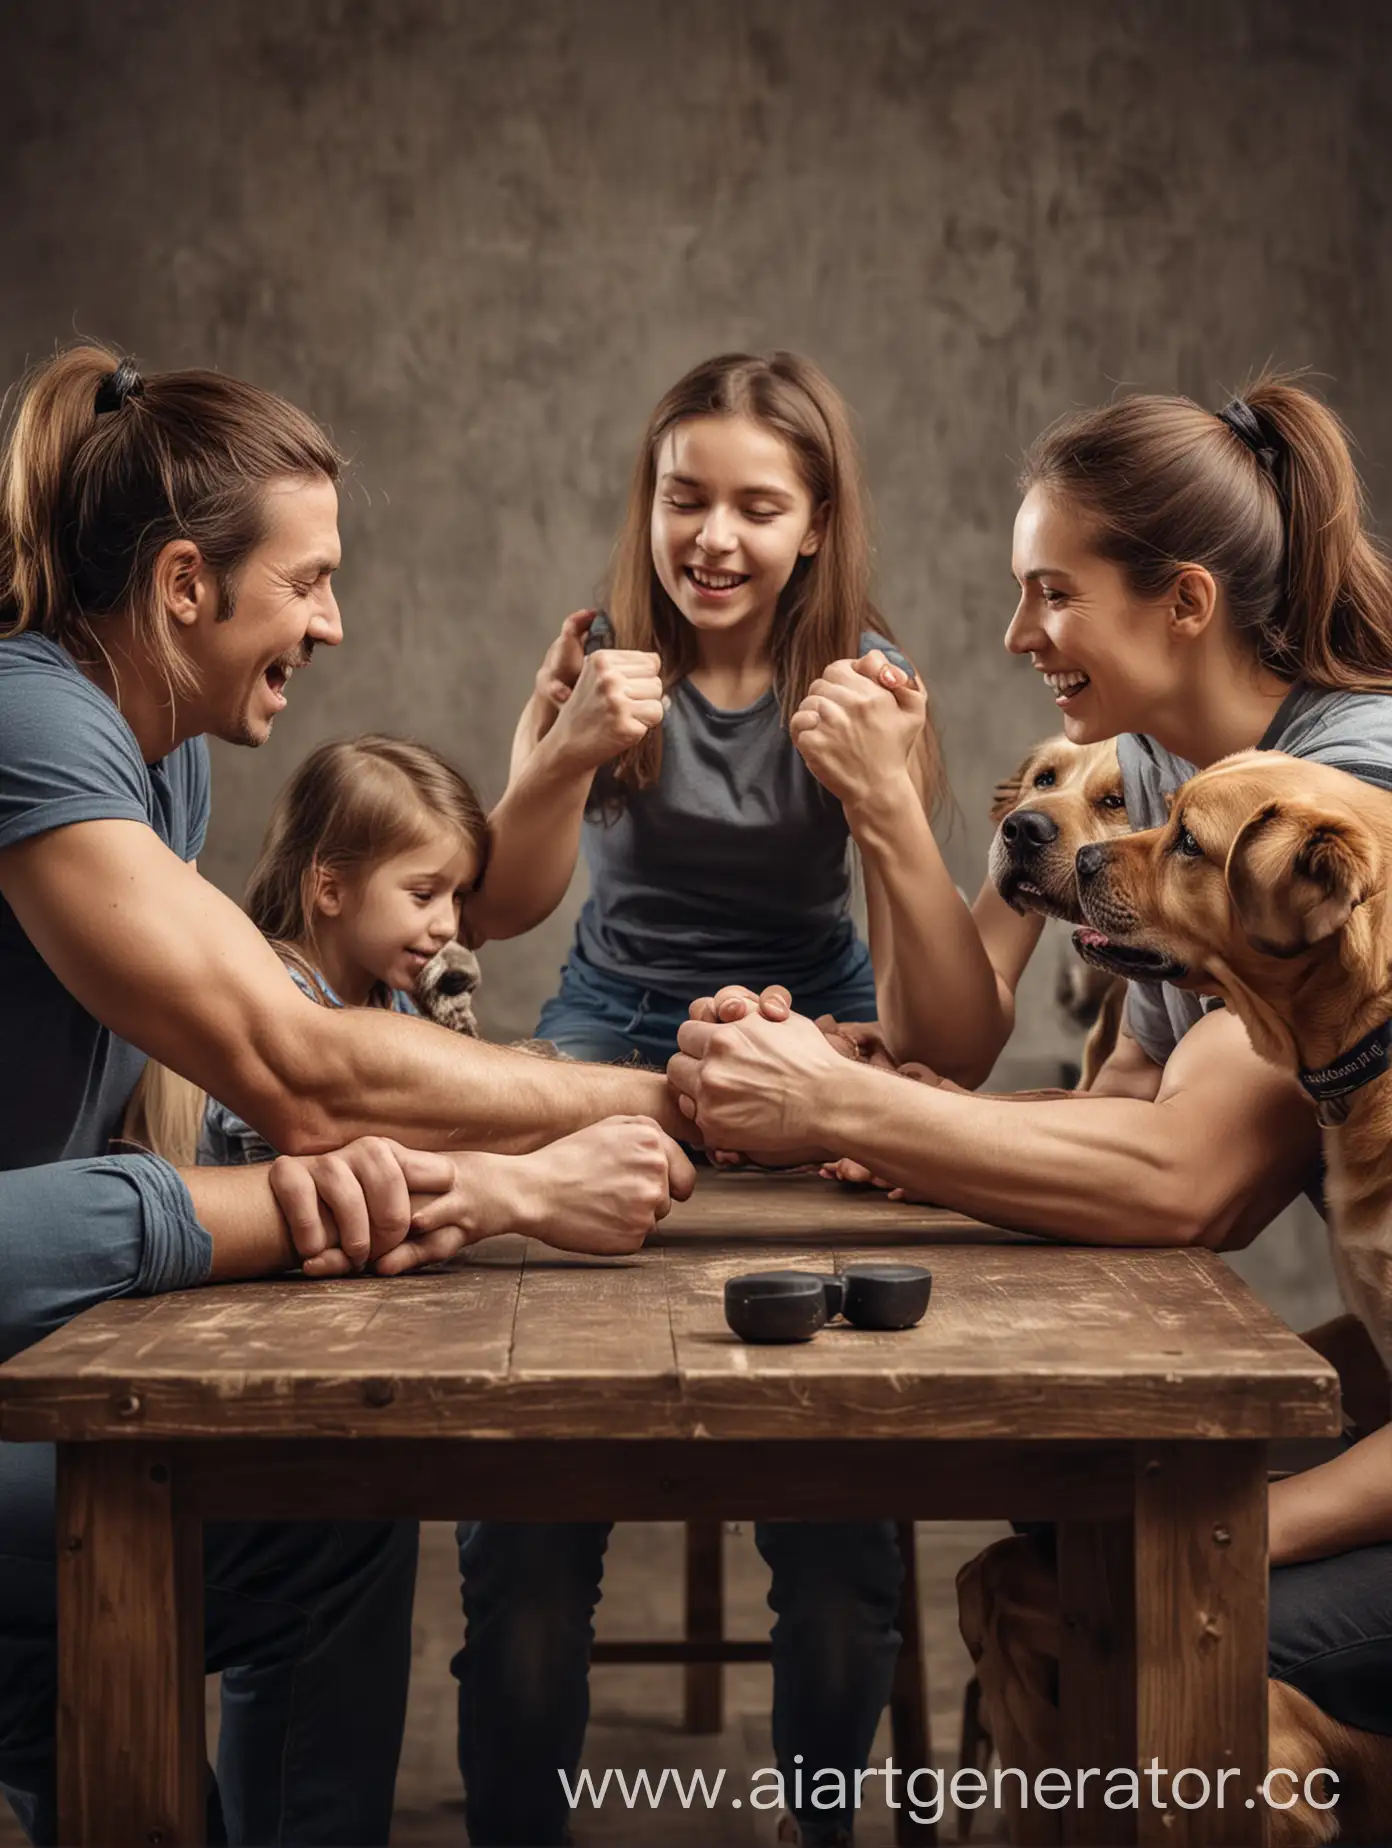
[
  {"xmin": 655, "ymin": 1171, "xmax": 1019, "ymax": 1243},
  {"xmin": 1133, "ymin": 1443, "xmax": 1268, "ymax": 1847},
  {"xmin": 1058, "ymin": 1518, "xmax": 1137, "ymax": 1847},
  {"xmin": 0, "ymin": 1234, "xmax": 1340, "ymax": 1442},
  {"xmin": 56, "ymin": 1444, "xmax": 203, "ymax": 1847}
]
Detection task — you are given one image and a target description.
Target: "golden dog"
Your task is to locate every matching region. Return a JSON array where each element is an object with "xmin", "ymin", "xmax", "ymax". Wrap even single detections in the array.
[
  {"xmin": 988, "ymin": 734, "xmax": 1130, "ymax": 1087},
  {"xmin": 961, "ymin": 749, "xmax": 1392, "ymax": 1845},
  {"xmin": 1072, "ymin": 749, "xmax": 1392, "ymax": 1368}
]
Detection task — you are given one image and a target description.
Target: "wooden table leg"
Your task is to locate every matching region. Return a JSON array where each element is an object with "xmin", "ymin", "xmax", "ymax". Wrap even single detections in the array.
[
  {"xmin": 1059, "ymin": 1517, "xmax": 1137, "ymax": 1847},
  {"xmin": 56, "ymin": 1443, "xmax": 204, "ymax": 1848},
  {"xmin": 1134, "ymin": 1442, "xmax": 1268, "ymax": 1848},
  {"xmin": 683, "ymin": 1519, "xmax": 724, "ymax": 1733}
]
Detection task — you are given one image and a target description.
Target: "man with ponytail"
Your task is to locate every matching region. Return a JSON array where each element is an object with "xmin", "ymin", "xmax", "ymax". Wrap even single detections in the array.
[{"xmin": 0, "ymin": 345, "xmax": 692, "ymax": 1845}]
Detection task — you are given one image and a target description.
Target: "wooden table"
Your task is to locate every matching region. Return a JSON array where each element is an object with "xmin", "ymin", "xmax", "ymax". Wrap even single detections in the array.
[{"xmin": 0, "ymin": 1173, "xmax": 1340, "ymax": 1847}]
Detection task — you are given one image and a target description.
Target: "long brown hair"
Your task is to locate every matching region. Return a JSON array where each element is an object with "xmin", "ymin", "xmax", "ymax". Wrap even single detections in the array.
[
  {"xmin": 0, "ymin": 341, "xmax": 341, "ymax": 700},
  {"xmin": 604, "ymin": 351, "xmax": 942, "ymax": 800},
  {"xmin": 1022, "ymin": 370, "xmax": 1392, "ymax": 689},
  {"xmin": 245, "ymin": 734, "xmax": 489, "ymax": 1007}
]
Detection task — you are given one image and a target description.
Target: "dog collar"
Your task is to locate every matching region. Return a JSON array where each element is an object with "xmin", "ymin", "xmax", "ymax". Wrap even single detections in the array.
[{"xmin": 1298, "ymin": 1020, "xmax": 1392, "ymax": 1126}]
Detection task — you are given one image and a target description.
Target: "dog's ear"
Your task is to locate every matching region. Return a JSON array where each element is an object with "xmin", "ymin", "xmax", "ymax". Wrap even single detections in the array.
[
  {"xmin": 1226, "ymin": 799, "xmax": 1378, "ymax": 957},
  {"xmin": 989, "ymin": 752, "xmax": 1035, "ymax": 824}
]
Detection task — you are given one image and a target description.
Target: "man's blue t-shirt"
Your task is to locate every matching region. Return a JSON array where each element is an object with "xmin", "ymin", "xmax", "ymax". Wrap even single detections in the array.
[{"xmin": 0, "ymin": 633, "xmax": 210, "ymax": 1167}]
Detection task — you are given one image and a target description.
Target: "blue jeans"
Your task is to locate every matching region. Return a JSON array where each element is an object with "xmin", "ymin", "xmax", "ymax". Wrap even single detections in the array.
[
  {"xmin": 454, "ymin": 1519, "xmax": 902, "ymax": 1846},
  {"xmin": 535, "ymin": 943, "xmax": 880, "ymax": 1068},
  {"xmin": 0, "ymin": 1154, "xmax": 418, "ymax": 1846},
  {"xmin": 461, "ymin": 948, "xmax": 895, "ymax": 1846}
]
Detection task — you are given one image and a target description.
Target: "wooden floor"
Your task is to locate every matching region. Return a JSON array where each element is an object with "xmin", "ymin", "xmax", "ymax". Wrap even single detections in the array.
[{"xmin": 0, "ymin": 1520, "xmax": 1010, "ymax": 1846}]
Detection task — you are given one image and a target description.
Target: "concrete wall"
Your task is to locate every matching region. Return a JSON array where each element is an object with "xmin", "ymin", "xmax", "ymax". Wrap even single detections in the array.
[{"xmin": 4, "ymin": 0, "xmax": 1383, "ymax": 1319}]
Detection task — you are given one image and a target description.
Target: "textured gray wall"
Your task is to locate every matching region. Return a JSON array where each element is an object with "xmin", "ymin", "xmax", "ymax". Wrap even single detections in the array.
[{"xmin": 3, "ymin": 0, "xmax": 1385, "ymax": 1316}]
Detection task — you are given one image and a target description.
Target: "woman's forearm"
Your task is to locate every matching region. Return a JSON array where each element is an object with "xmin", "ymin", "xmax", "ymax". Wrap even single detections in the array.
[
  {"xmin": 468, "ymin": 727, "xmax": 594, "ymax": 942},
  {"xmin": 848, "ymin": 779, "xmax": 1007, "ymax": 1084},
  {"xmin": 808, "ymin": 1011, "xmax": 1318, "ymax": 1249},
  {"xmin": 1269, "ymin": 1425, "xmax": 1392, "ymax": 1565}
]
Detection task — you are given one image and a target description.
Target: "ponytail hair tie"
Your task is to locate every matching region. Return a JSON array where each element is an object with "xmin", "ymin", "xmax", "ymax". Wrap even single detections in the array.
[
  {"xmin": 94, "ymin": 359, "xmax": 144, "ymax": 415},
  {"xmin": 1216, "ymin": 397, "xmax": 1282, "ymax": 480}
]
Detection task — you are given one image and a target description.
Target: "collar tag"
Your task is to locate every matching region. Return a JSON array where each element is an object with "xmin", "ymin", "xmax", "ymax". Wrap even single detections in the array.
[{"xmin": 1299, "ymin": 1020, "xmax": 1392, "ymax": 1126}]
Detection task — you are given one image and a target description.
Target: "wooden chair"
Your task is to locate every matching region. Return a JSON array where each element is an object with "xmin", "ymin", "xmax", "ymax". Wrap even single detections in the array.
[{"xmin": 591, "ymin": 1519, "xmax": 935, "ymax": 1847}]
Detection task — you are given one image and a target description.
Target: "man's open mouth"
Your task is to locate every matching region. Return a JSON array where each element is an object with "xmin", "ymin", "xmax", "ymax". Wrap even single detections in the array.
[
  {"xmin": 1072, "ymin": 926, "xmax": 1188, "ymax": 982},
  {"xmin": 265, "ymin": 645, "xmax": 313, "ymax": 702}
]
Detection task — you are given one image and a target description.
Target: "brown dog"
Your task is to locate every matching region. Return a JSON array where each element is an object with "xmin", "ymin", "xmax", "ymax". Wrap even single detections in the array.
[
  {"xmin": 1072, "ymin": 749, "xmax": 1392, "ymax": 1368},
  {"xmin": 961, "ymin": 749, "xmax": 1392, "ymax": 1845},
  {"xmin": 957, "ymin": 1536, "xmax": 1387, "ymax": 1847},
  {"xmin": 988, "ymin": 734, "xmax": 1130, "ymax": 1087}
]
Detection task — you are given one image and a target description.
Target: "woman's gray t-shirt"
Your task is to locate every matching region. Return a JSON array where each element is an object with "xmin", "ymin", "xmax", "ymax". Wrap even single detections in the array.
[
  {"xmin": 1118, "ymin": 686, "xmax": 1392, "ymax": 1066},
  {"xmin": 574, "ymin": 628, "xmax": 911, "ymax": 999}
]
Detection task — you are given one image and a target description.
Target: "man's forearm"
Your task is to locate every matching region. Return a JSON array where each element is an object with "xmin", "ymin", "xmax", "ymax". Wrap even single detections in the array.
[
  {"xmin": 277, "ymin": 1014, "xmax": 684, "ymax": 1156},
  {"xmin": 820, "ymin": 1063, "xmax": 1247, "ymax": 1246},
  {"xmin": 850, "ymin": 787, "xmax": 1005, "ymax": 1085},
  {"xmin": 182, "ymin": 1165, "xmax": 300, "ymax": 1279}
]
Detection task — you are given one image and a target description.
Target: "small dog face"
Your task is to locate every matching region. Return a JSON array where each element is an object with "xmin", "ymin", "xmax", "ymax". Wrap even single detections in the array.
[
  {"xmin": 415, "ymin": 941, "xmax": 482, "ymax": 1037},
  {"xmin": 988, "ymin": 735, "xmax": 1129, "ymax": 923},
  {"xmin": 1071, "ymin": 750, "xmax": 1390, "ymax": 1015},
  {"xmin": 414, "ymin": 940, "xmax": 567, "ymax": 1058}
]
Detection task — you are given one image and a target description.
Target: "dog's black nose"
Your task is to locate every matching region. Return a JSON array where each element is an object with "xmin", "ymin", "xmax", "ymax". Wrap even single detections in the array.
[
  {"xmin": 1075, "ymin": 843, "xmax": 1106, "ymax": 883},
  {"xmin": 1000, "ymin": 809, "xmax": 1058, "ymax": 851},
  {"xmin": 436, "ymin": 971, "xmax": 475, "ymax": 997}
]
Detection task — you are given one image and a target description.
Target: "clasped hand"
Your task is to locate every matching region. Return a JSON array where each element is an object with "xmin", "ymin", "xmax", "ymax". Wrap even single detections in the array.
[
  {"xmin": 667, "ymin": 985, "xmax": 848, "ymax": 1161},
  {"xmin": 271, "ymin": 1117, "xmax": 696, "ymax": 1279},
  {"xmin": 790, "ymin": 650, "xmax": 926, "ymax": 810}
]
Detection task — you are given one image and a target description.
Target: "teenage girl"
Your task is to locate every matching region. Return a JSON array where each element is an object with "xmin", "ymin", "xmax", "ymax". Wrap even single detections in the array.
[
  {"xmin": 466, "ymin": 349, "xmax": 997, "ymax": 1080},
  {"xmin": 455, "ymin": 352, "xmax": 957, "ymax": 1848}
]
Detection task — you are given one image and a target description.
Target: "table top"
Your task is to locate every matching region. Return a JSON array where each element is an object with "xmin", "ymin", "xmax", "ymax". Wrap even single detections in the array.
[{"xmin": 0, "ymin": 1173, "xmax": 1340, "ymax": 1444}]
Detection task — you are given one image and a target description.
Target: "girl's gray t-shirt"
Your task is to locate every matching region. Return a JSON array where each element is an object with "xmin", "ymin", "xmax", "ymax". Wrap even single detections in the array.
[
  {"xmin": 1118, "ymin": 685, "xmax": 1392, "ymax": 1066},
  {"xmin": 574, "ymin": 629, "xmax": 911, "ymax": 999}
]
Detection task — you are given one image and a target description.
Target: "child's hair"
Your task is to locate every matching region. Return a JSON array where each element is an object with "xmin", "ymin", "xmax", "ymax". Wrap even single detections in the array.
[
  {"xmin": 0, "ymin": 342, "xmax": 340, "ymax": 704},
  {"xmin": 604, "ymin": 350, "xmax": 943, "ymax": 802},
  {"xmin": 245, "ymin": 734, "xmax": 489, "ymax": 1006},
  {"xmin": 1022, "ymin": 369, "xmax": 1392, "ymax": 689}
]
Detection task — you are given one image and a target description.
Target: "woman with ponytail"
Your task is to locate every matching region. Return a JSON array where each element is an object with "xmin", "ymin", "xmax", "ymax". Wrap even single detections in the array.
[{"xmin": 671, "ymin": 372, "xmax": 1392, "ymax": 1810}]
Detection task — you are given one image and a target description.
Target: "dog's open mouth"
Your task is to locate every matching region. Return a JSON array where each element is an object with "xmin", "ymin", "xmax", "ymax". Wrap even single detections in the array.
[
  {"xmin": 1071, "ymin": 927, "xmax": 1188, "ymax": 982},
  {"xmin": 998, "ymin": 871, "xmax": 1081, "ymax": 924}
]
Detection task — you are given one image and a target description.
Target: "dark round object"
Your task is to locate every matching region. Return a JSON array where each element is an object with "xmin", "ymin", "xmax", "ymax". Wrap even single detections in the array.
[
  {"xmin": 820, "ymin": 1274, "xmax": 845, "ymax": 1320},
  {"xmin": 840, "ymin": 1263, "xmax": 933, "ymax": 1331},
  {"xmin": 724, "ymin": 1271, "xmax": 832, "ymax": 1344}
]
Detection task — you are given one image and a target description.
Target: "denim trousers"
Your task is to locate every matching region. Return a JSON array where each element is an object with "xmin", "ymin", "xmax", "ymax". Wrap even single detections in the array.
[
  {"xmin": 0, "ymin": 1154, "xmax": 419, "ymax": 1847},
  {"xmin": 457, "ymin": 947, "xmax": 899, "ymax": 1848},
  {"xmin": 534, "ymin": 942, "xmax": 880, "ymax": 1069}
]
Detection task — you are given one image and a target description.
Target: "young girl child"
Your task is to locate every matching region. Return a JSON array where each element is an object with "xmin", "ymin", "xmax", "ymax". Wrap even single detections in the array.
[
  {"xmin": 467, "ymin": 349, "xmax": 989, "ymax": 1076},
  {"xmin": 456, "ymin": 353, "xmax": 945, "ymax": 1848},
  {"xmin": 198, "ymin": 733, "xmax": 487, "ymax": 1166}
]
